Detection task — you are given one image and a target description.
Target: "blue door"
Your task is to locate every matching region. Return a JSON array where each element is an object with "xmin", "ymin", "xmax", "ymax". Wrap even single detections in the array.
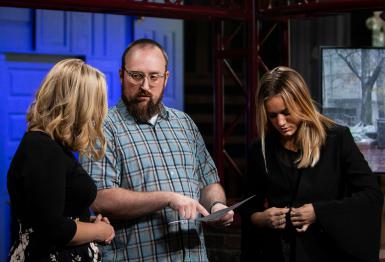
[{"xmin": 0, "ymin": 7, "xmax": 184, "ymax": 261}]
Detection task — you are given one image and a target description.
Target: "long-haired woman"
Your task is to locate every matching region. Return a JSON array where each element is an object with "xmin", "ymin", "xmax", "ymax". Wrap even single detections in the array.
[
  {"xmin": 241, "ymin": 66, "xmax": 383, "ymax": 262},
  {"xmin": 7, "ymin": 58, "xmax": 114, "ymax": 261}
]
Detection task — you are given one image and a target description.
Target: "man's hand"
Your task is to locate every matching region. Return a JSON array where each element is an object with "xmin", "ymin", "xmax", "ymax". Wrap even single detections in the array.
[
  {"xmin": 168, "ymin": 193, "xmax": 210, "ymax": 220},
  {"xmin": 209, "ymin": 202, "xmax": 234, "ymax": 227}
]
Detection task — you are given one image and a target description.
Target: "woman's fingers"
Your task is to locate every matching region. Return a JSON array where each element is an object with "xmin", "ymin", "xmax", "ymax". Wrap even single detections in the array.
[
  {"xmin": 275, "ymin": 216, "xmax": 286, "ymax": 228},
  {"xmin": 290, "ymin": 204, "xmax": 316, "ymax": 232},
  {"xmin": 266, "ymin": 207, "xmax": 289, "ymax": 229},
  {"xmin": 295, "ymin": 224, "xmax": 309, "ymax": 232},
  {"xmin": 94, "ymin": 214, "xmax": 102, "ymax": 222},
  {"xmin": 102, "ymin": 216, "xmax": 110, "ymax": 224}
]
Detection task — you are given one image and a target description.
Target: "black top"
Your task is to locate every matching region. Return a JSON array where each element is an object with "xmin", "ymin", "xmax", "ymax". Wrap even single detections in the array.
[
  {"xmin": 7, "ymin": 131, "xmax": 97, "ymax": 258},
  {"xmin": 241, "ymin": 125, "xmax": 383, "ymax": 262}
]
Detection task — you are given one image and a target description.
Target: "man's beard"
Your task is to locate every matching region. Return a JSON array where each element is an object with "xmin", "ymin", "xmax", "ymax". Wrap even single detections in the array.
[{"xmin": 122, "ymin": 88, "xmax": 163, "ymax": 123}]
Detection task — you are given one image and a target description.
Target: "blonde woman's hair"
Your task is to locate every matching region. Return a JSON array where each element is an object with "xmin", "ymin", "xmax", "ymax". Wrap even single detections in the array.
[
  {"xmin": 27, "ymin": 58, "xmax": 108, "ymax": 160},
  {"xmin": 256, "ymin": 66, "xmax": 335, "ymax": 169}
]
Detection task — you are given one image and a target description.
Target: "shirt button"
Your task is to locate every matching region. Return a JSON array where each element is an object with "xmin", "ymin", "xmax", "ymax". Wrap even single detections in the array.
[
  {"xmin": 170, "ymin": 171, "xmax": 174, "ymax": 175},
  {"xmin": 163, "ymin": 148, "xmax": 168, "ymax": 152}
]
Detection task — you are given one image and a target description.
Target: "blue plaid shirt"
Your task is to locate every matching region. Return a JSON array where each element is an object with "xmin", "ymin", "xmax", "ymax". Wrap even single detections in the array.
[{"xmin": 80, "ymin": 100, "xmax": 219, "ymax": 262}]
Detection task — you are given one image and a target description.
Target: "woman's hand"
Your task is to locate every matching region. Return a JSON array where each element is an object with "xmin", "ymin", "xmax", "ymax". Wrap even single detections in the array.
[
  {"xmin": 93, "ymin": 214, "xmax": 115, "ymax": 244},
  {"xmin": 290, "ymin": 204, "xmax": 316, "ymax": 232},
  {"xmin": 252, "ymin": 207, "xmax": 290, "ymax": 229}
]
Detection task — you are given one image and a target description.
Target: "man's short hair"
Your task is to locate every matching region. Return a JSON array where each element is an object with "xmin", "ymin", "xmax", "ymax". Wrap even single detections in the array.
[{"xmin": 121, "ymin": 38, "xmax": 169, "ymax": 70}]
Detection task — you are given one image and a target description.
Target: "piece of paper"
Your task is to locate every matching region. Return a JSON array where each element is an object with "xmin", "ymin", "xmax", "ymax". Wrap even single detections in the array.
[{"xmin": 196, "ymin": 195, "xmax": 255, "ymax": 222}]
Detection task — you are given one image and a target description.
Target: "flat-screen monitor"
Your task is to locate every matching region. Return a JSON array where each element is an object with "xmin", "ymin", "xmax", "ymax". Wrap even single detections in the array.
[{"xmin": 321, "ymin": 47, "xmax": 385, "ymax": 173}]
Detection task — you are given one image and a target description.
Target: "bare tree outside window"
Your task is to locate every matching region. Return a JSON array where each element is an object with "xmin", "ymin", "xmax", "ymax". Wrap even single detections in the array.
[{"xmin": 322, "ymin": 48, "xmax": 385, "ymax": 173}]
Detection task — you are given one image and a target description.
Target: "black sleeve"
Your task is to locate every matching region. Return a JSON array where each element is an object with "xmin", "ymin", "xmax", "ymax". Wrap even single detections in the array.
[
  {"xmin": 240, "ymin": 140, "xmax": 268, "ymax": 261},
  {"xmin": 313, "ymin": 127, "xmax": 383, "ymax": 261},
  {"xmin": 241, "ymin": 140, "xmax": 267, "ymax": 219},
  {"xmin": 23, "ymin": 137, "xmax": 77, "ymax": 245}
]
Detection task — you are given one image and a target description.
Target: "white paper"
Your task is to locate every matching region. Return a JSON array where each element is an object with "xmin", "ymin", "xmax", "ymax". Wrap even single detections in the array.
[{"xmin": 196, "ymin": 195, "xmax": 255, "ymax": 222}]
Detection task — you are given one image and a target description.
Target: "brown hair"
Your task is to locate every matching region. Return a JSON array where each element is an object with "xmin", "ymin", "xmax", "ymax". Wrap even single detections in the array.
[
  {"xmin": 256, "ymin": 66, "xmax": 335, "ymax": 168},
  {"xmin": 121, "ymin": 38, "xmax": 168, "ymax": 70}
]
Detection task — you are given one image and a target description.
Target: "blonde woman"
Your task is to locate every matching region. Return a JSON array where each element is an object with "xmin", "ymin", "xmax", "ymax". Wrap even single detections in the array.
[
  {"xmin": 7, "ymin": 59, "xmax": 114, "ymax": 261},
  {"xmin": 241, "ymin": 66, "xmax": 383, "ymax": 262}
]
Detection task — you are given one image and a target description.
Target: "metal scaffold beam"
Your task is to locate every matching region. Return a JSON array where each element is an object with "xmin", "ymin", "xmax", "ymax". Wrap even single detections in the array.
[
  {"xmin": 0, "ymin": 0, "xmax": 249, "ymax": 20},
  {"xmin": 257, "ymin": 0, "xmax": 385, "ymax": 20},
  {"xmin": 212, "ymin": 0, "xmax": 259, "ymax": 184}
]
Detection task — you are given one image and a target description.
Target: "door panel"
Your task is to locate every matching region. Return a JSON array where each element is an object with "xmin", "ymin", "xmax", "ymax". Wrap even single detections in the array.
[
  {"xmin": 36, "ymin": 10, "xmax": 70, "ymax": 53},
  {"xmin": 0, "ymin": 7, "xmax": 33, "ymax": 51},
  {"xmin": 5, "ymin": 57, "xmax": 59, "ymax": 169}
]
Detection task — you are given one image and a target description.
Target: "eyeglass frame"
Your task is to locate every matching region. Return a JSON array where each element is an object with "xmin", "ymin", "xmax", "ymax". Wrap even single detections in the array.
[{"xmin": 122, "ymin": 67, "xmax": 168, "ymax": 86}]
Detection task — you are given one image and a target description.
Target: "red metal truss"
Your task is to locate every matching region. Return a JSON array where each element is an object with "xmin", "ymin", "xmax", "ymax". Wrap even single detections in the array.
[
  {"xmin": 0, "ymin": 0, "xmax": 249, "ymax": 20},
  {"xmin": 258, "ymin": 0, "xmax": 385, "ymax": 20},
  {"xmin": 212, "ymin": 0, "xmax": 258, "ymax": 183}
]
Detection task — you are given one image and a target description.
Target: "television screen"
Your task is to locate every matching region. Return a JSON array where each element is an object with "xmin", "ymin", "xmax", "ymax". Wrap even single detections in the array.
[{"xmin": 321, "ymin": 47, "xmax": 385, "ymax": 173}]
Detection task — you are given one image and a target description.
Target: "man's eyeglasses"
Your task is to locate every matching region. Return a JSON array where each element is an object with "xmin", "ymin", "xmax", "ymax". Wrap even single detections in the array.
[{"xmin": 123, "ymin": 68, "xmax": 166, "ymax": 86}]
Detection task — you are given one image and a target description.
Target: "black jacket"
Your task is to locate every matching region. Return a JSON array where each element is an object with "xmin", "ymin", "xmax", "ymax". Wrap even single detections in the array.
[{"xmin": 241, "ymin": 125, "xmax": 383, "ymax": 262}]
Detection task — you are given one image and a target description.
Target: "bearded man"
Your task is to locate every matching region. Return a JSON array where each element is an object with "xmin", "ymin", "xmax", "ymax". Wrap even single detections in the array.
[{"xmin": 80, "ymin": 38, "xmax": 233, "ymax": 262}]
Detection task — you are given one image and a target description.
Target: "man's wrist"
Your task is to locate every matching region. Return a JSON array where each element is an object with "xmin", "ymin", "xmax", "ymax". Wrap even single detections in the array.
[{"xmin": 209, "ymin": 201, "xmax": 226, "ymax": 213}]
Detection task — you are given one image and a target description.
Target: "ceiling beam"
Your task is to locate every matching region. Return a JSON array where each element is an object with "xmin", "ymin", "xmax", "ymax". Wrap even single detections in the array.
[
  {"xmin": 0, "ymin": 0, "xmax": 250, "ymax": 20},
  {"xmin": 257, "ymin": 0, "xmax": 385, "ymax": 20}
]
